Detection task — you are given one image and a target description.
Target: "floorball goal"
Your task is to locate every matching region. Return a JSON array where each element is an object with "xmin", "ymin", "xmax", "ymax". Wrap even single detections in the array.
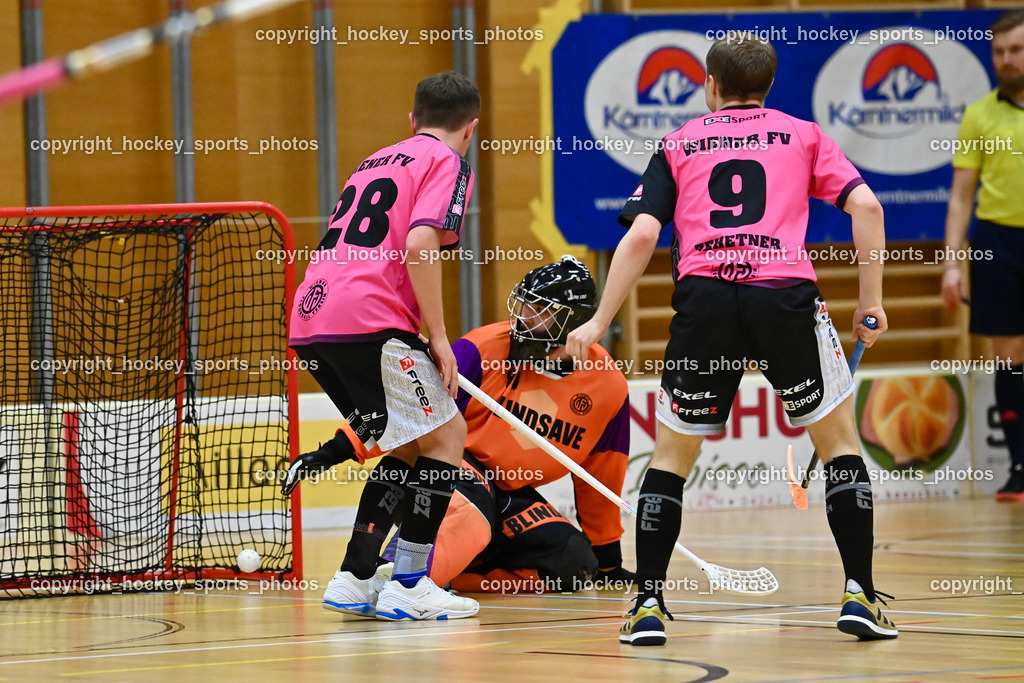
[{"xmin": 0, "ymin": 202, "xmax": 301, "ymax": 597}]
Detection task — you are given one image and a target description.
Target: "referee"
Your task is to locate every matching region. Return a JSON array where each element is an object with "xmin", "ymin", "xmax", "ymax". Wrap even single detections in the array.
[{"xmin": 941, "ymin": 11, "xmax": 1024, "ymax": 501}]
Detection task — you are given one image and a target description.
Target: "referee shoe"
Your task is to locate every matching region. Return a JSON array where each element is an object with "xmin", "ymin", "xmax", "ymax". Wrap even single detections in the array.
[
  {"xmin": 837, "ymin": 580, "xmax": 898, "ymax": 640},
  {"xmin": 322, "ymin": 563, "xmax": 392, "ymax": 617}
]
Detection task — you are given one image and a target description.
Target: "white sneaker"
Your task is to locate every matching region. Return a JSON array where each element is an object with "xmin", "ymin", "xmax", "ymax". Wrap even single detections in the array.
[
  {"xmin": 322, "ymin": 563, "xmax": 393, "ymax": 617},
  {"xmin": 375, "ymin": 575, "xmax": 479, "ymax": 621}
]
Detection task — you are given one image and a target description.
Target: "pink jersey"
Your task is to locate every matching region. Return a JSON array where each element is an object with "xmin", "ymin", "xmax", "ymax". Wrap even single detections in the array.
[
  {"xmin": 621, "ymin": 106, "xmax": 863, "ymax": 284},
  {"xmin": 290, "ymin": 134, "xmax": 473, "ymax": 343}
]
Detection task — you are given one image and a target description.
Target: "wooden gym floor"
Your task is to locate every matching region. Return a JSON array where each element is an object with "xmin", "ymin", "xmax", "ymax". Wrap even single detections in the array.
[{"xmin": 1, "ymin": 498, "xmax": 1021, "ymax": 682}]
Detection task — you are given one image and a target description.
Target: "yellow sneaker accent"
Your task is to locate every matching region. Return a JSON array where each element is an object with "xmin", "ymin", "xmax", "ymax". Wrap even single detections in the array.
[
  {"xmin": 838, "ymin": 590, "xmax": 898, "ymax": 640},
  {"xmin": 620, "ymin": 600, "xmax": 669, "ymax": 646}
]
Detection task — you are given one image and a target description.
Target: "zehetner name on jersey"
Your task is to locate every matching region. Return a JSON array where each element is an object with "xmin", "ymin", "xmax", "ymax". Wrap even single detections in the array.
[
  {"xmin": 679, "ymin": 131, "xmax": 792, "ymax": 157},
  {"xmin": 693, "ymin": 234, "xmax": 783, "ymax": 252}
]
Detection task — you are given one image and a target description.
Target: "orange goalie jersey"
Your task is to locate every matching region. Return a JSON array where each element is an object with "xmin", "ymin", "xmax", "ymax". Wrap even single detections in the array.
[{"xmin": 453, "ymin": 321, "xmax": 631, "ymax": 546}]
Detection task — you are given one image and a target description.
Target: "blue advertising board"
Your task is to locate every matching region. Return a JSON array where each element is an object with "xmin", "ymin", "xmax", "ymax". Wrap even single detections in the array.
[{"xmin": 552, "ymin": 11, "xmax": 1000, "ymax": 249}]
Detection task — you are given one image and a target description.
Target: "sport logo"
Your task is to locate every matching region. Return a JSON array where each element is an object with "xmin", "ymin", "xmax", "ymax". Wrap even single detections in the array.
[
  {"xmin": 625, "ymin": 184, "xmax": 644, "ymax": 204},
  {"xmin": 584, "ymin": 30, "xmax": 710, "ymax": 174},
  {"xmin": 411, "ymin": 486, "xmax": 432, "ymax": 517},
  {"xmin": 379, "ymin": 488, "xmax": 402, "ymax": 515},
  {"xmin": 862, "ymin": 44, "xmax": 939, "ymax": 102},
  {"xmin": 813, "ymin": 29, "xmax": 989, "ymax": 175},
  {"xmin": 570, "ymin": 393, "xmax": 593, "ymax": 416},
  {"xmin": 297, "ymin": 278, "xmax": 328, "ymax": 320},
  {"xmin": 636, "ymin": 47, "xmax": 705, "ymax": 106},
  {"xmin": 399, "ymin": 356, "xmax": 415, "ymax": 371}
]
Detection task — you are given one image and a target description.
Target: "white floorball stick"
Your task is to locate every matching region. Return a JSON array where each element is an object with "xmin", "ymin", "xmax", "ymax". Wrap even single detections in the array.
[
  {"xmin": 0, "ymin": 0, "xmax": 301, "ymax": 104},
  {"xmin": 457, "ymin": 374, "xmax": 779, "ymax": 595}
]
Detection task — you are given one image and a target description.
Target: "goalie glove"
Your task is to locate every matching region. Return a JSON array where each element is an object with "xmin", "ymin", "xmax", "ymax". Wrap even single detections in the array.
[
  {"xmin": 591, "ymin": 540, "xmax": 636, "ymax": 587},
  {"xmin": 593, "ymin": 565, "xmax": 637, "ymax": 587},
  {"xmin": 280, "ymin": 428, "xmax": 358, "ymax": 496}
]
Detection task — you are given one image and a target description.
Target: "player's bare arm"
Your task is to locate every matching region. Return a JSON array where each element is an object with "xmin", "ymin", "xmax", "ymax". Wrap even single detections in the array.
[
  {"xmin": 565, "ymin": 213, "xmax": 661, "ymax": 359},
  {"xmin": 941, "ymin": 167, "xmax": 980, "ymax": 310},
  {"xmin": 407, "ymin": 225, "xmax": 458, "ymax": 398},
  {"xmin": 844, "ymin": 183, "xmax": 887, "ymax": 347}
]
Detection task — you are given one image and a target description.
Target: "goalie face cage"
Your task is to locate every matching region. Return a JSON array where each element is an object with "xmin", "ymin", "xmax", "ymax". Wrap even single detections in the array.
[{"xmin": 0, "ymin": 202, "xmax": 301, "ymax": 597}]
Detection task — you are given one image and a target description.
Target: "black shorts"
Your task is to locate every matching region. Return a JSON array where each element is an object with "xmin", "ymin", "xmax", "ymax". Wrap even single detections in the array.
[
  {"xmin": 657, "ymin": 276, "xmax": 853, "ymax": 435},
  {"xmin": 969, "ymin": 219, "xmax": 1024, "ymax": 336},
  {"xmin": 293, "ymin": 333, "xmax": 457, "ymax": 452}
]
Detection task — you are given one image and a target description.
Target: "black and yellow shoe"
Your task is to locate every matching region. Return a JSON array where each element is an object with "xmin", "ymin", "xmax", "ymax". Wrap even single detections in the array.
[
  {"xmin": 837, "ymin": 581, "xmax": 898, "ymax": 640},
  {"xmin": 620, "ymin": 597, "xmax": 673, "ymax": 646}
]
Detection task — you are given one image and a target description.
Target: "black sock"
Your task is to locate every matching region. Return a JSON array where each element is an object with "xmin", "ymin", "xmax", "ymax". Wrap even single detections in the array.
[
  {"xmin": 824, "ymin": 455, "xmax": 875, "ymax": 599},
  {"xmin": 635, "ymin": 468, "xmax": 686, "ymax": 604},
  {"xmin": 397, "ymin": 457, "xmax": 458, "ymax": 546},
  {"xmin": 995, "ymin": 365, "xmax": 1024, "ymax": 471},
  {"xmin": 340, "ymin": 456, "xmax": 411, "ymax": 579}
]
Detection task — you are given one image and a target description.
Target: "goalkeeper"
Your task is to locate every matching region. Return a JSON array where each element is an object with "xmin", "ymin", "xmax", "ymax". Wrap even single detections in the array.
[{"xmin": 284, "ymin": 256, "xmax": 635, "ymax": 595}]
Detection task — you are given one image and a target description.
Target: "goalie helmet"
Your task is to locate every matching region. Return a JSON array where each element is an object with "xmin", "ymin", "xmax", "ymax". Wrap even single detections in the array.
[{"xmin": 507, "ymin": 255, "xmax": 597, "ymax": 364}]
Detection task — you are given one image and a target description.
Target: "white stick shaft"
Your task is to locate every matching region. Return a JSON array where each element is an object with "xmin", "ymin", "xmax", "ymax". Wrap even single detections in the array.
[
  {"xmin": 457, "ymin": 374, "xmax": 704, "ymax": 568},
  {"xmin": 221, "ymin": 0, "xmax": 301, "ymax": 24}
]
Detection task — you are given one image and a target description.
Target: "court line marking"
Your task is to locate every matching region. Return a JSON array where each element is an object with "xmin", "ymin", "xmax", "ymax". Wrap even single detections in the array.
[
  {"xmin": 675, "ymin": 523, "xmax": 1024, "ymax": 543},
  {"xmin": 482, "ymin": 598, "xmax": 1024, "ymax": 629},
  {"xmin": 664, "ymin": 539, "xmax": 1024, "ymax": 560},
  {"xmin": 485, "ymin": 593, "xmax": 1024, "ymax": 619},
  {"xmin": 58, "ymin": 641, "xmax": 506, "ymax": 676},
  {"xmin": 746, "ymin": 663, "xmax": 1024, "ymax": 683},
  {"xmin": 0, "ymin": 620, "xmax": 616, "ymax": 667},
  {"xmin": 59, "ymin": 623, "xmax": 794, "ymax": 677},
  {"xmin": 4, "ymin": 599, "xmax": 1019, "ymax": 669},
  {"xmin": 14, "ymin": 612, "xmax": 1022, "ymax": 676},
  {"xmin": 0, "ymin": 600, "xmax": 308, "ymax": 627}
]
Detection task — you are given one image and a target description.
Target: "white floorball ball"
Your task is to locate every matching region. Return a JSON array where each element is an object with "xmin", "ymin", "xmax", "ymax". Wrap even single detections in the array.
[{"xmin": 237, "ymin": 549, "xmax": 261, "ymax": 573}]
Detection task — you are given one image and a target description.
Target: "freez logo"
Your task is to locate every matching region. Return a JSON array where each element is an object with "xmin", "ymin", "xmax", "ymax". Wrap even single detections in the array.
[
  {"xmin": 402, "ymin": 360, "xmax": 434, "ymax": 417},
  {"xmin": 640, "ymin": 495, "xmax": 662, "ymax": 531},
  {"xmin": 674, "ymin": 405, "xmax": 717, "ymax": 416},
  {"xmin": 827, "ymin": 325, "xmax": 842, "ymax": 360}
]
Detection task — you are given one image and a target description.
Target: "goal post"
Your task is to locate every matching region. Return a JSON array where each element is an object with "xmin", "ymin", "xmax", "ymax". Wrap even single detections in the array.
[{"xmin": 0, "ymin": 202, "xmax": 302, "ymax": 597}]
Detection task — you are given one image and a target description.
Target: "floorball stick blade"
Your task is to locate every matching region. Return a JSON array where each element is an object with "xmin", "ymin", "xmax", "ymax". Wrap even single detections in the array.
[{"xmin": 786, "ymin": 444, "xmax": 808, "ymax": 510}]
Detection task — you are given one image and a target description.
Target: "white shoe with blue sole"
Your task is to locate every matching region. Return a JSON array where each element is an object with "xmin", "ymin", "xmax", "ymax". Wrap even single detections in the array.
[
  {"xmin": 322, "ymin": 563, "xmax": 392, "ymax": 617},
  {"xmin": 375, "ymin": 575, "xmax": 479, "ymax": 621}
]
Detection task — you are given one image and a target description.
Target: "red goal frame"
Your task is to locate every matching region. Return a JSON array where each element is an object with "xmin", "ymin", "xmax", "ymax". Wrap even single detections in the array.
[{"xmin": 0, "ymin": 202, "xmax": 303, "ymax": 592}]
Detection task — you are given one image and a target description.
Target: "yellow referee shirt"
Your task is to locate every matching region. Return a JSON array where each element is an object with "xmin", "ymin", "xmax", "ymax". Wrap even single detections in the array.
[{"xmin": 953, "ymin": 89, "xmax": 1024, "ymax": 227}]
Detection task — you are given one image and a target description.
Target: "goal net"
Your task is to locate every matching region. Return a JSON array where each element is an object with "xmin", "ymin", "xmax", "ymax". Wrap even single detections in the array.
[{"xmin": 0, "ymin": 202, "xmax": 301, "ymax": 597}]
